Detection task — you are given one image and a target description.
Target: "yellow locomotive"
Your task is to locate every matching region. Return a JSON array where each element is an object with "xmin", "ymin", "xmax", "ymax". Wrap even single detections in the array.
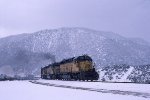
[{"xmin": 41, "ymin": 55, "xmax": 99, "ymax": 81}]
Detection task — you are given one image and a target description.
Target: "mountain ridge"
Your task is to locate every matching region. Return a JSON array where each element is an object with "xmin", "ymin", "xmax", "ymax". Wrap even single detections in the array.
[{"xmin": 0, "ymin": 27, "xmax": 150, "ymax": 76}]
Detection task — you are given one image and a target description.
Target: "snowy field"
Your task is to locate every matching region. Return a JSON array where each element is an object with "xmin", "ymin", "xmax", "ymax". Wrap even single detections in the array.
[
  {"xmin": 0, "ymin": 80, "xmax": 150, "ymax": 100},
  {"xmin": 37, "ymin": 79, "xmax": 150, "ymax": 93}
]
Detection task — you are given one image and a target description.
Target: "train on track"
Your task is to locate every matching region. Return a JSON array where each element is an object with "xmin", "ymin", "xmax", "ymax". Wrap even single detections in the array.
[{"xmin": 41, "ymin": 55, "xmax": 99, "ymax": 81}]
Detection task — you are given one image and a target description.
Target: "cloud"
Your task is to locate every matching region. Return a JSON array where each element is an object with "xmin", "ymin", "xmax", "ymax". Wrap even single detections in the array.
[{"xmin": 0, "ymin": 0, "xmax": 150, "ymax": 42}]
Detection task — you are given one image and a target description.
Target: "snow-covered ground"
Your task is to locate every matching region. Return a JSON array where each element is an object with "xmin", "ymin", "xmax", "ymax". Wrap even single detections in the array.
[
  {"xmin": 37, "ymin": 79, "xmax": 150, "ymax": 93},
  {"xmin": 0, "ymin": 80, "xmax": 149, "ymax": 100}
]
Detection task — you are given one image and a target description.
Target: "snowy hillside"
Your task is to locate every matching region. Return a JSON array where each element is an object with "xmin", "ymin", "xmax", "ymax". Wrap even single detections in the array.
[
  {"xmin": 0, "ymin": 27, "xmax": 150, "ymax": 76},
  {"xmin": 99, "ymin": 64, "xmax": 150, "ymax": 83}
]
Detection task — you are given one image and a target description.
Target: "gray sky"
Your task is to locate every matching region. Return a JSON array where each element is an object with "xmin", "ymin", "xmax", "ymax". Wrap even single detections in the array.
[{"xmin": 0, "ymin": 0, "xmax": 150, "ymax": 42}]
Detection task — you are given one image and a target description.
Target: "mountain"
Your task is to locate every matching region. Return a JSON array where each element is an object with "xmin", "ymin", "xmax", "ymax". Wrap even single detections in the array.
[
  {"xmin": 129, "ymin": 38, "xmax": 150, "ymax": 46},
  {"xmin": 0, "ymin": 27, "xmax": 150, "ymax": 76}
]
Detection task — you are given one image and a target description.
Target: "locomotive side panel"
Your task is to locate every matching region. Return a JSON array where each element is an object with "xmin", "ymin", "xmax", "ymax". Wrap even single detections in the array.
[
  {"xmin": 72, "ymin": 62, "xmax": 79, "ymax": 72},
  {"xmin": 60, "ymin": 63, "xmax": 73, "ymax": 73},
  {"xmin": 60, "ymin": 62, "xmax": 79, "ymax": 73},
  {"xmin": 41, "ymin": 67, "xmax": 50, "ymax": 79},
  {"xmin": 43, "ymin": 68, "xmax": 48, "ymax": 75},
  {"xmin": 41, "ymin": 68, "xmax": 45, "ymax": 76},
  {"xmin": 78, "ymin": 61, "xmax": 93, "ymax": 71},
  {"xmin": 47, "ymin": 67, "xmax": 54, "ymax": 74},
  {"xmin": 53, "ymin": 66, "xmax": 60, "ymax": 74}
]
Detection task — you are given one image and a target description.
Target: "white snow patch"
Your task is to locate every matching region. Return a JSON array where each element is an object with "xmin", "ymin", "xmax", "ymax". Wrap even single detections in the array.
[
  {"xmin": 0, "ymin": 81, "xmax": 148, "ymax": 100},
  {"xmin": 121, "ymin": 66, "xmax": 134, "ymax": 82}
]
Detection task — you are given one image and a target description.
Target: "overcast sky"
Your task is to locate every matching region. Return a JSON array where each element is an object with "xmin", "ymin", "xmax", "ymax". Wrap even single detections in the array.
[{"xmin": 0, "ymin": 0, "xmax": 150, "ymax": 41}]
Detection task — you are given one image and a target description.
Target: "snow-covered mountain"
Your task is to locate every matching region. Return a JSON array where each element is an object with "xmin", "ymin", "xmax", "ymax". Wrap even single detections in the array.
[{"xmin": 0, "ymin": 27, "xmax": 150, "ymax": 76}]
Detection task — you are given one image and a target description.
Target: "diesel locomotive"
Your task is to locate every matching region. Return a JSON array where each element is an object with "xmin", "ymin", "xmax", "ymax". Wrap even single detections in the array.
[{"xmin": 41, "ymin": 55, "xmax": 99, "ymax": 81}]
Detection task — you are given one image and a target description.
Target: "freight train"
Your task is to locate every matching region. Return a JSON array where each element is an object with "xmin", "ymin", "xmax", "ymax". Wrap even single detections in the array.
[{"xmin": 41, "ymin": 55, "xmax": 99, "ymax": 81}]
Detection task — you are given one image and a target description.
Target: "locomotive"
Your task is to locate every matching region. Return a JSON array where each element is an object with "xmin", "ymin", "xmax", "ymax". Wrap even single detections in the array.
[{"xmin": 41, "ymin": 55, "xmax": 99, "ymax": 81}]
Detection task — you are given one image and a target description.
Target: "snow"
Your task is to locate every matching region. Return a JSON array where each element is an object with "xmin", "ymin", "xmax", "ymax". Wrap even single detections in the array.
[
  {"xmin": 120, "ymin": 66, "xmax": 134, "ymax": 82},
  {"xmin": 37, "ymin": 79, "xmax": 150, "ymax": 93},
  {"xmin": 0, "ymin": 80, "xmax": 149, "ymax": 100}
]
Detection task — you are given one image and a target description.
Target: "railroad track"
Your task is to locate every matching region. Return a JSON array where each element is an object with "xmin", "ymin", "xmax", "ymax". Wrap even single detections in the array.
[{"xmin": 30, "ymin": 81, "xmax": 150, "ymax": 98}]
